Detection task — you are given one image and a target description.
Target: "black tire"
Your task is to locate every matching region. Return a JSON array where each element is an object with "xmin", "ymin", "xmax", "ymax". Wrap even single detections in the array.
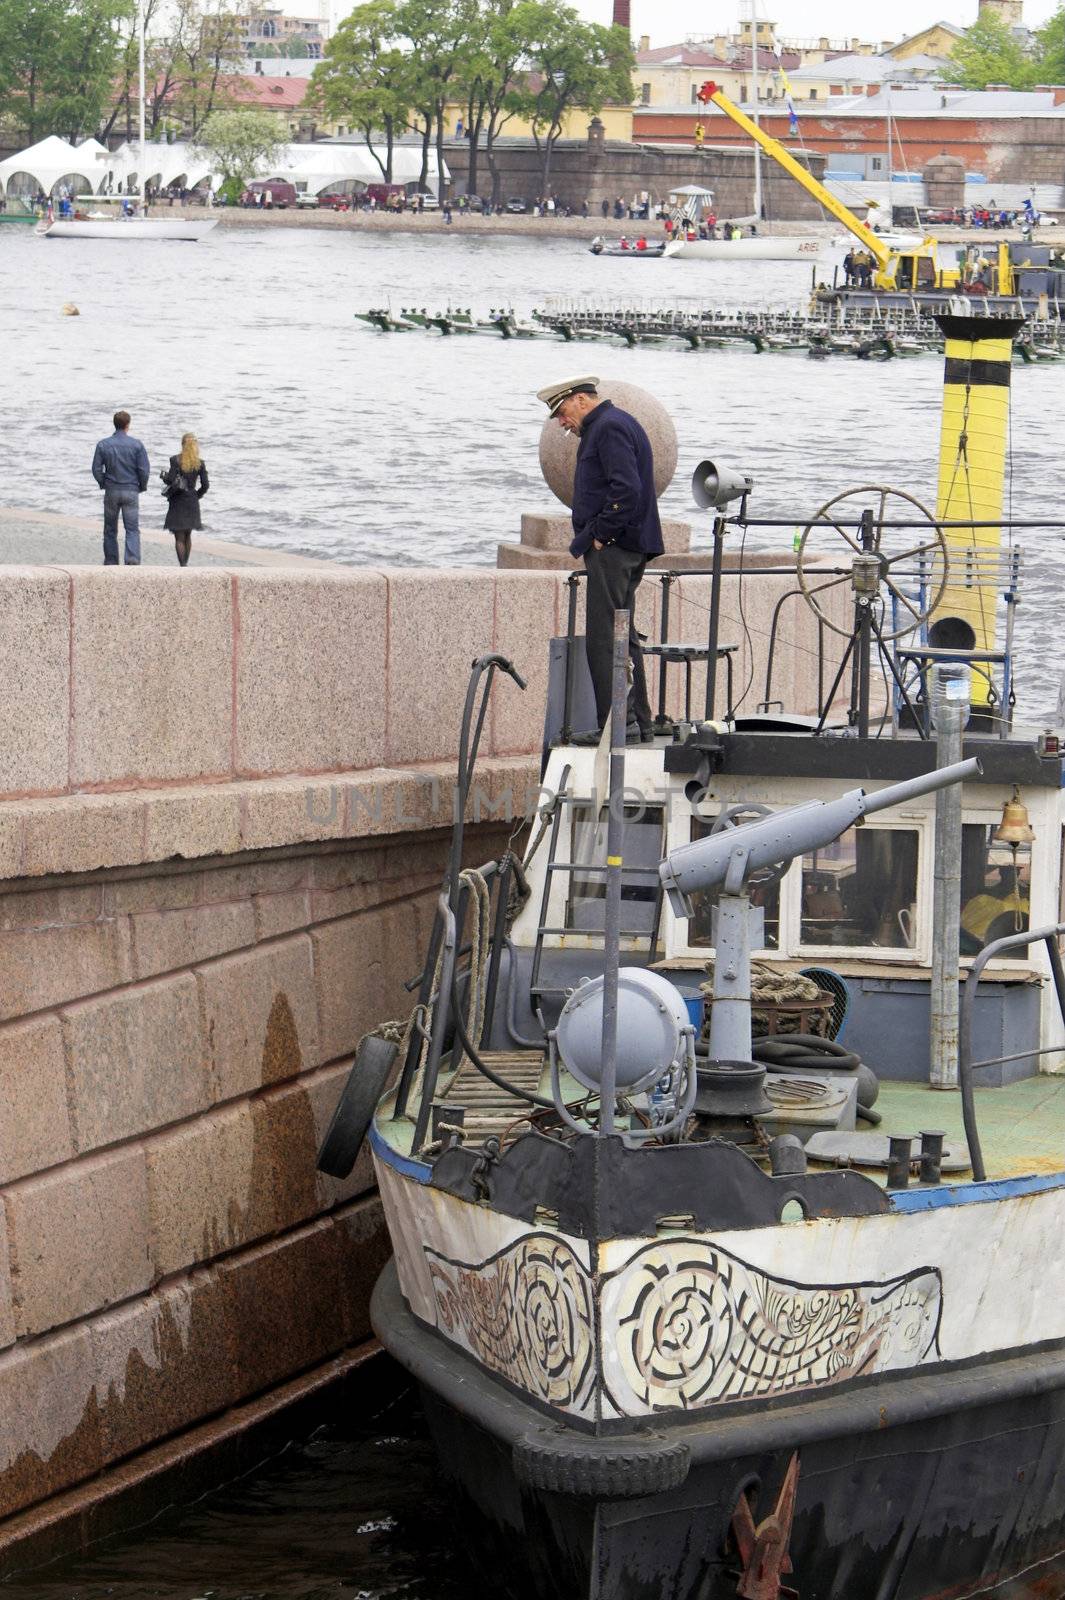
[
  {"xmin": 513, "ymin": 1431, "xmax": 690, "ymax": 1499},
  {"xmin": 316, "ymin": 1036, "xmax": 398, "ymax": 1178}
]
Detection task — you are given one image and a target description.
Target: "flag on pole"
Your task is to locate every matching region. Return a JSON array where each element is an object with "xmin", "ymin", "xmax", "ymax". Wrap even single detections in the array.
[{"xmin": 771, "ymin": 32, "xmax": 800, "ymax": 134}]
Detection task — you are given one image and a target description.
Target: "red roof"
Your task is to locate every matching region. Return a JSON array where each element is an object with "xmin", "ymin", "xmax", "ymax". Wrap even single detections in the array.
[{"xmin": 229, "ymin": 74, "xmax": 308, "ymax": 108}]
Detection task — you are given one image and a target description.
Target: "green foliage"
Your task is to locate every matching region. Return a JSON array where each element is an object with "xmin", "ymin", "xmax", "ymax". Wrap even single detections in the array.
[
  {"xmin": 949, "ymin": 11, "xmax": 1036, "ymax": 90},
  {"xmin": 309, "ymin": 0, "xmax": 632, "ymax": 197},
  {"xmin": 0, "ymin": 0, "xmax": 133, "ymax": 141},
  {"xmin": 509, "ymin": 1, "xmax": 633, "ymax": 187},
  {"xmin": 192, "ymin": 106, "xmax": 281, "ymax": 184},
  {"xmin": 1033, "ymin": 3, "xmax": 1065, "ymax": 83},
  {"xmin": 308, "ymin": 0, "xmax": 415, "ymax": 180}
]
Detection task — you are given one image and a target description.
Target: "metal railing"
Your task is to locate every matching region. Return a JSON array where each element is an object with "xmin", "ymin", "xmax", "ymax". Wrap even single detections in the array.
[{"xmin": 958, "ymin": 921, "xmax": 1065, "ymax": 1182}]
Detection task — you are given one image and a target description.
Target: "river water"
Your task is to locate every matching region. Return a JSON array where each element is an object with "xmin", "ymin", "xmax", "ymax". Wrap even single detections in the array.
[
  {"xmin": 2, "ymin": 223, "xmax": 1064, "ymax": 712},
  {"xmin": 0, "ymin": 1379, "xmax": 477, "ymax": 1600}
]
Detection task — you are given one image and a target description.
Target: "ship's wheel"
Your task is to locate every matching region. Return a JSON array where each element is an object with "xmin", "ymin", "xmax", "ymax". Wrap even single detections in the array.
[{"xmin": 796, "ymin": 484, "xmax": 949, "ymax": 642}]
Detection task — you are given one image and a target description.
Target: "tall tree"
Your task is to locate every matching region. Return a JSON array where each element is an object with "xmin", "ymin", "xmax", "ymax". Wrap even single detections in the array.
[
  {"xmin": 949, "ymin": 11, "xmax": 1036, "ymax": 90},
  {"xmin": 192, "ymin": 104, "xmax": 280, "ymax": 190},
  {"xmin": 307, "ymin": 1, "xmax": 413, "ymax": 181},
  {"xmin": 167, "ymin": 0, "xmax": 246, "ymax": 138},
  {"xmin": 1033, "ymin": 3, "xmax": 1065, "ymax": 83},
  {"xmin": 454, "ymin": 0, "xmax": 527, "ymax": 202},
  {"xmin": 511, "ymin": 3, "xmax": 633, "ymax": 196},
  {"xmin": 0, "ymin": 0, "xmax": 132, "ymax": 143},
  {"xmin": 394, "ymin": 0, "xmax": 478, "ymax": 199}
]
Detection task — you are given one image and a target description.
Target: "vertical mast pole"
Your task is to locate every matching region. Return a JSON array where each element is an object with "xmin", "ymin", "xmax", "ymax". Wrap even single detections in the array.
[
  {"xmin": 750, "ymin": 0, "xmax": 762, "ymax": 220},
  {"xmin": 138, "ymin": 0, "xmax": 146, "ymax": 217},
  {"xmin": 598, "ymin": 608, "xmax": 629, "ymax": 1137}
]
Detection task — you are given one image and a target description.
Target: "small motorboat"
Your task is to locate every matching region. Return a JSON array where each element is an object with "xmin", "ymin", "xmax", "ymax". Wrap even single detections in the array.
[{"xmin": 589, "ymin": 235, "xmax": 667, "ymax": 258}]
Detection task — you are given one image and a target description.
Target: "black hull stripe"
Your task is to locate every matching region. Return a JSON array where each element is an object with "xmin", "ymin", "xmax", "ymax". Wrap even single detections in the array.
[{"xmin": 944, "ymin": 357, "xmax": 1012, "ymax": 387}]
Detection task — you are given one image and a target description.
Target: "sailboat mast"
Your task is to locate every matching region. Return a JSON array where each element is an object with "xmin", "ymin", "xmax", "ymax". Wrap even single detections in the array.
[
  {"xmin": 749, "ymin": 0, "xmax": 762, "ymax": 219},
  {"xmin": 138, "ymin": 0, "xmax": 146, "ymax": 217},
  {"xmin": 886, "ymin": 96, "xmax": 893, "ymax": 224}
]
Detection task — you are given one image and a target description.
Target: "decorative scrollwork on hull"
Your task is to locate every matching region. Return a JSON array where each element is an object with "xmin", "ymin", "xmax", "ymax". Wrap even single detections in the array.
[
  {"xmin": 426, "ymin": 1234, "xmax": 596, "ymax": 1414},
  {"xmin": 601, "ymin": 1240, "xmax": 941, "ymax": 1415}
]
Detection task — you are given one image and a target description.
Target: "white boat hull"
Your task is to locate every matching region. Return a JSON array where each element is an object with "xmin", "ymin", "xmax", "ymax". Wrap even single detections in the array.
[
  {"xmin": 664, "ymin": 235, "xmax": 823, "ymax": 261},
  {"xmin": 43, "ymin": 217, "xmax": 216, "ymax": 241}
]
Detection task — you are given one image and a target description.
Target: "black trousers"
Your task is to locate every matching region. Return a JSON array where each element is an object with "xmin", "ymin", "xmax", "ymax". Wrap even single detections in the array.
[{"xmin": 584, "ymin": 544, "xmax": 653, "ymax": 732}]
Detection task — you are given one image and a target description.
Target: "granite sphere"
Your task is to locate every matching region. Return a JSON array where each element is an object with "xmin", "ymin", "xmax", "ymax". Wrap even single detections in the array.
[{"xmin": 538, "ymin": 381, "xmax": 678, "ymax": 509}]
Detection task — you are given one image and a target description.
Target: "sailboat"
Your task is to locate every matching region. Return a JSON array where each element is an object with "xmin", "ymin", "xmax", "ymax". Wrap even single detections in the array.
[
  {"xmin": 44, "ymin": 1, "xmax": 215, "ymax": 241},
  {"xmin": 664, "ymin": 2, "xmax": 827, "ymax": 263}
]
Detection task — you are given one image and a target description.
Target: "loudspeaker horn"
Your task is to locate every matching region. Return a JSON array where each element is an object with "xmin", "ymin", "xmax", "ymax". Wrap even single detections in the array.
[{"xmin": 692, "ymin": 459, "xmax": 754, "ymax": 510}]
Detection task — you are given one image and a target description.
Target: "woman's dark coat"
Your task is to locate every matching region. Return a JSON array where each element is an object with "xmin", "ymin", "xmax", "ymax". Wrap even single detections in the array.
[{"xmin": 162, "ymin": 456, "xmax": 209, "ymax": 532}]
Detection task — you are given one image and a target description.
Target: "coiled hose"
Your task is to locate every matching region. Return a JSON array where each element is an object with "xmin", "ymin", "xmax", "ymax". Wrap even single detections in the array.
[{"xmin": 751, "ymin": 1033, "xmax": 881, "ymax": 1125}]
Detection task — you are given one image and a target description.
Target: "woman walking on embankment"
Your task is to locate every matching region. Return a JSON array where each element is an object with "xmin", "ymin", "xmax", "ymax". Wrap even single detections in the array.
[{"xmin": 161, "ymin": 432, "xmax": 209, "ymax": 566}]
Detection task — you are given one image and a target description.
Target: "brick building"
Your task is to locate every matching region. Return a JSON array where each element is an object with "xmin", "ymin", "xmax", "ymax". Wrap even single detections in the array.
[{"xmin": 633, "ymin": 87, "xmax": 1065, "ymax": 190}]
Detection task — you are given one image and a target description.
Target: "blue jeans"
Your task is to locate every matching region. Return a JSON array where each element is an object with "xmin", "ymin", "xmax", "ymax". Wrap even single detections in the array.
[{"xmin": 102, "ymin": 488, "xmax": 141, "ymax": 565}]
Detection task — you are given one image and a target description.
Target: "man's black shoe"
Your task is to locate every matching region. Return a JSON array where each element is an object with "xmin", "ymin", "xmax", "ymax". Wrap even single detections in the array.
[
  {"xmin": 568, "ymin": 729, "xmax": 604, "ymax": 747},
  {"xmin": 639, "ymin": 726, "xmax": 656, "ymax": 743}
]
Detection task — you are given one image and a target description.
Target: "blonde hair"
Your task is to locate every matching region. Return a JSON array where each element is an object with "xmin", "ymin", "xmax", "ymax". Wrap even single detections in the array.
[{"xmin": 179, "ymin": 433, "xmax": 201, "ymax": 474}]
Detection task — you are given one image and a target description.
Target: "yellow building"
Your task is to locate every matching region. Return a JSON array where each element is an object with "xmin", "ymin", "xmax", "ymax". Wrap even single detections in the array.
[{"xmin": 885, "ymin": 22, "xmax": 966, "ymax": 60}]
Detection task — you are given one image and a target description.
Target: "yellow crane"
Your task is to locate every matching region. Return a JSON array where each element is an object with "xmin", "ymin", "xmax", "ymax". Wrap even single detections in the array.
[{"xmin": 695, "ymin": 80, "xmax": 973, "ymax": 294}]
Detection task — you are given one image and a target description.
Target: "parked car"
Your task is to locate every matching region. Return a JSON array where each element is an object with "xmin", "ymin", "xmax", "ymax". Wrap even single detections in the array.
[
  {"xmin": 416, "ymin": 192, "xmax": 439, "ymax": 209},
  {"xmin": 924, "ymin": 207, "xmax": 965, "ymax": 226},
  {"xmin": 241, "ymin": 180, "xmax": 297, "ymax": 209},
  {"xmin": 505, "ymin": 196, "xmax": 527, "ymax": 213},
  {"xmin": 318, "ymin": 192, "xmax": 350, "ymax": 209},
  {"xmin": 295, "ymin": 191, "xmax": 319, "ymax": 209}
]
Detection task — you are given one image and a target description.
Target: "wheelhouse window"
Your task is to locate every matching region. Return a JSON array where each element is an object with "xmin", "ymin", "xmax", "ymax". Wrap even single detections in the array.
[
  {"xmin": 686, "ymin": 816, "xmax": 780, "ymax": 949},
  {"xmin": 799, "ymin": 826, "xmax": 918, "ymax": 950},
  {"xmin": 960, "ymin": 824, "xmax": 1030, "ymax": 960},
  {"xmin": 566, "ymin": 804, "xmax": 664, "ymax": 936}
]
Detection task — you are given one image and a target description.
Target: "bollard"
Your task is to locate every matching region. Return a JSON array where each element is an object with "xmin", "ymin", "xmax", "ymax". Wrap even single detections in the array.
[
  {"xmin": 887, "ymin": 1135, "xmax": 914, "ymax": 1190},
  {"xmin": 920, "ymin": 1129, "xmax": 946, "ymax": 1185}
]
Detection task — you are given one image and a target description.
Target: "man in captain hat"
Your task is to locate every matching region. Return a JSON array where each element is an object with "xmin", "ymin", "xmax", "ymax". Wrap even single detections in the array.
[{"xmin": 536, "ymin": 375, "xmax": 664, "ymax": 743}]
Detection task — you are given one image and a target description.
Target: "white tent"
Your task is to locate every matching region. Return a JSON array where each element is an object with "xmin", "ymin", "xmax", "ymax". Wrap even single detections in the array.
[
  {"xmin": 0, "ymin": 134, "xmax": 447, "ymax": 199},
  {"xmin": 0, "ymin": 135, "xmax": 97, "ymax": 197}
]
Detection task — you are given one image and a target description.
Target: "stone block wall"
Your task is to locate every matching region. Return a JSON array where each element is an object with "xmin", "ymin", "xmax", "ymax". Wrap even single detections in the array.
[{"xmin": 0, "ymin": 561, "xmax": 836, "ymax": 1554}]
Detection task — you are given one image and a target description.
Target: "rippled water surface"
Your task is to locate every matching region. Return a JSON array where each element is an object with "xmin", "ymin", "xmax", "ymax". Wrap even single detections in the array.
[
  {"xmin": 0, "ymin": 1384, "xmax": 477, "ymax": 1600},
  {"xmin": 2, "ymin": 222, "xmax": 1064, "ymax": 714}
]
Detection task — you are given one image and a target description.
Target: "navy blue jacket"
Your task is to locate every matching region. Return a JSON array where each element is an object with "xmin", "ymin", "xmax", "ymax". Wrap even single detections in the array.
[
  {"xmin": 92, "ymin": 430, "xmax": 150, "ymax": 492},
  {"xmin": 569, "ymin": 401, "xmax": 664, "ymax": 560}
]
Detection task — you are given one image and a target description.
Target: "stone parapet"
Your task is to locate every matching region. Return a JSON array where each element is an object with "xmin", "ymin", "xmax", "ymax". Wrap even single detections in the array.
[{"xmin": 0, "ymin": 561, "xmax": 840, "ymax": 1558}]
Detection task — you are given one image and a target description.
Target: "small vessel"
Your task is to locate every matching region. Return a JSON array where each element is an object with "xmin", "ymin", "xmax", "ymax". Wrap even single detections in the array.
[
  {"xmin": 663, "ymin": 232, "xmax": 823, "ymax": 261},
  {"xmin": 0, "ymin": 198, "xmax": 37, "ymax": 226},
  {"xmin": 590, "ymin": 236, "xmax": 667, "ymax": 258},
  {"xmin": 322, "ymin": 311, "xmax": 1065, "ymax": 1599},
  {"xmin": 44, "ymin": 200, "xmax": 215, "ymax": 241}
]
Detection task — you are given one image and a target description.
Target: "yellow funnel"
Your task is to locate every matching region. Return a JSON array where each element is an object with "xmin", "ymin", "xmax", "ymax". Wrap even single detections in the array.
[{"xmin": 932, "ymin": 313, "xmax": 1023, "ymax": 703}]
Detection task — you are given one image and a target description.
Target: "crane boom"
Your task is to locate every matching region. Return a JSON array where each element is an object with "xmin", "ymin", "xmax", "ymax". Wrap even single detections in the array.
[{"xmin": 696, "ymin": 80, "xmax": 890, "ymax": 267}]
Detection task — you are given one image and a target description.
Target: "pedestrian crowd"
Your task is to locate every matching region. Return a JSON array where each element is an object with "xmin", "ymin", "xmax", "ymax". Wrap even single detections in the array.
[{"xmin": 91, "ymin": 411, "xmax": 209, "ymax": 568}]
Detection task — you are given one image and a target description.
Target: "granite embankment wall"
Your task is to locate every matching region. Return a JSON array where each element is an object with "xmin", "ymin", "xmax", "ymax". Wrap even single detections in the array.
[{"xmin": 0, "ymin": 561, "xmax": 834, "ymax": 1558}]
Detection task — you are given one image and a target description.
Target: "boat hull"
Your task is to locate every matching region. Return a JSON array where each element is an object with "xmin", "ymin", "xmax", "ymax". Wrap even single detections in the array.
[
  {"xmin": 43, "ymin": 218, "xmax": 216, "ymax": 240},
  {"xmin": 375, "ymin": 1261, "xmax": 1065, "ymax": 1600},
  {"xmin": 664, "ymin": 236, "xmax": 824, "ymax": 261}
]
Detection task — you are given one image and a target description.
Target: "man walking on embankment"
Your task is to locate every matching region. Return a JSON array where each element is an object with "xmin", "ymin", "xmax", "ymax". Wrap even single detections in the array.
[
  {"xmin": 91, "ymin": 409, "xmax": 149, "ymax": 565},
  {"xmin": 537, "ymin": 375, "xmax": 663, "ymax": 743}
]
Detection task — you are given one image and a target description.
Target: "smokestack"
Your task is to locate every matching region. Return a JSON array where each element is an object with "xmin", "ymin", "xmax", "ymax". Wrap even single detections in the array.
[
  {"xmin": 613, "ymin": 0, "xmax": 631, "ymax": 31},
  {"xmin": 931, "ymin": 312, "xmax": 1023, "ymax": 703}
]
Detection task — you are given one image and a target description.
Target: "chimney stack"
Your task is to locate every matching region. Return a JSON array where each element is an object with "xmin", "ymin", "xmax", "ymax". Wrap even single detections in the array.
[{"xmin": 612, "ymin": 0, "xmax": 631, "ymax": 32}]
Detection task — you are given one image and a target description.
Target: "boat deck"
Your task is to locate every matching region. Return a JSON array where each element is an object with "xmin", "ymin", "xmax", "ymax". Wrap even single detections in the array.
[
  {"xmin": 385, "ymin": 1053, "xmax": 1065, "ymax": 1187},
  {"xmin": 862, "ymin": 1074, "xmax": 1065, "ymax": 1183}
]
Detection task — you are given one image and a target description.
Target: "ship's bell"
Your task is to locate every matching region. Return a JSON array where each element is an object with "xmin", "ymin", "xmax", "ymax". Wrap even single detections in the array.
[{"xmin": 992, "ymin": 786, "xmax": 1035, "ymax": 847}]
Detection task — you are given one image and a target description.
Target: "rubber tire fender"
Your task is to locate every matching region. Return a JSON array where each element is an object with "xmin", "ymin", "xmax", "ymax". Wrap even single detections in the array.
[
  {"xmin": 316, "ymin": 1036, "xmax": 398, "ymax": 1178},
  {"xmin": 513, "ymin": 1431, "xmax": 690, "ymax": 1499}
]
